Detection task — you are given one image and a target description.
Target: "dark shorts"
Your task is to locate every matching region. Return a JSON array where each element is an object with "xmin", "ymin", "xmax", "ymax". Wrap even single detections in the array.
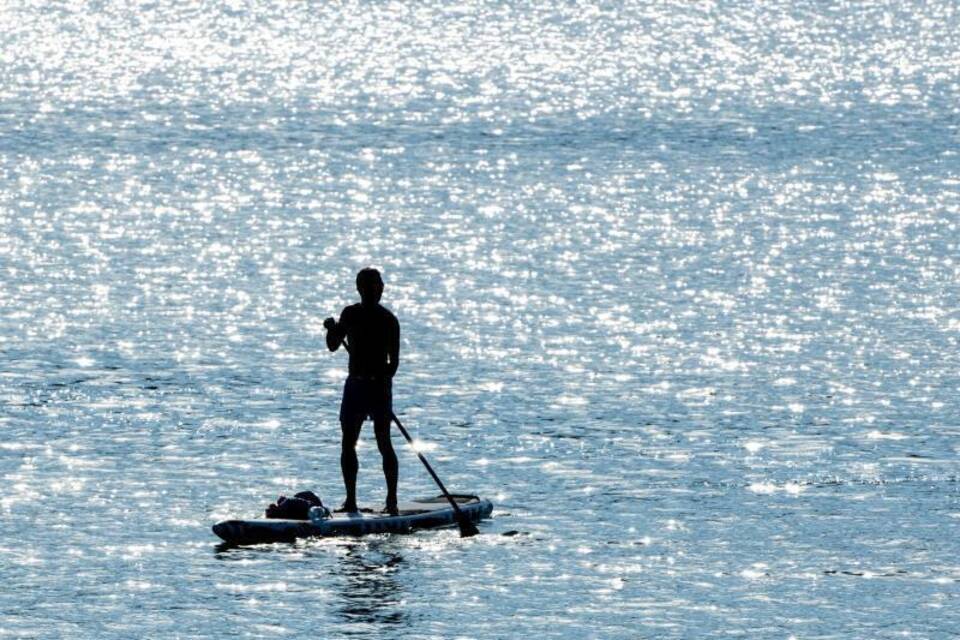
[{"xmin": 339, "ymin": 376, "xmax": 392, "ymax": 424}]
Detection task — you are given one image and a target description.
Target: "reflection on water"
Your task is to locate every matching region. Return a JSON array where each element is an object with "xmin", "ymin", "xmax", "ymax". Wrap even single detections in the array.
[
  {"xmin": 209, "ymin": 538, "xmax": 409, "ymax": 633},
  {"xmin": 334, "ymin": 542, "xmax": 407, "ymax": 631}
]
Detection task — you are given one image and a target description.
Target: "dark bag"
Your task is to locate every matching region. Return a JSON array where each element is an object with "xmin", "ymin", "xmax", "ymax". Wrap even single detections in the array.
[{"xmin": 265, "ymin": 491, "xmax": 324, "ymax": 520}]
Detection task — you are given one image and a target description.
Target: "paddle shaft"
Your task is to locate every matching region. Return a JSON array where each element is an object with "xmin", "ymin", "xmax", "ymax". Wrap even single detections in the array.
[{"xmin": 389, "ymin": 412, "xmax": 476, "ymax": 528}]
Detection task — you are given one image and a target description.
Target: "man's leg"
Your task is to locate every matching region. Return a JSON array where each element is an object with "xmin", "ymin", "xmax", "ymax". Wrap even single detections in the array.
[
  {"xmin": 340, "ymin": 416, "xmax": 363, "ymax": 510},
  {"xmin": 373, "ymin": 416, "xmax": 398, "ymax": 513}
]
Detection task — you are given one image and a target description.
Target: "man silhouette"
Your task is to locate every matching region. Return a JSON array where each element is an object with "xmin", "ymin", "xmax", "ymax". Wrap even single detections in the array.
[{"xmin": 323, "ymin": 268, "xmax": 400, "ymax": 515}]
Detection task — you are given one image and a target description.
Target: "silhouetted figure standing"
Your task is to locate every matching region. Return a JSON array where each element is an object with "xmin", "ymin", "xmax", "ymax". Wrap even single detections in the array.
[{"xmin": 323, "ymin": 268, "xmax": 400, "ymax": 515}]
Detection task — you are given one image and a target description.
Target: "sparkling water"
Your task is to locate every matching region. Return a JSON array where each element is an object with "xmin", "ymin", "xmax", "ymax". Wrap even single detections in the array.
[{"xmin": 2, "ymin": 1, "xmax": 959, "ymax": 638}]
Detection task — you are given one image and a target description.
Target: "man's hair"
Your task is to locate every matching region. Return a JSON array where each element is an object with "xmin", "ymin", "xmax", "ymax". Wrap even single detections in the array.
[{"xmin": 356, "ymin": 267, "xmax": 383, "ymax": 287}]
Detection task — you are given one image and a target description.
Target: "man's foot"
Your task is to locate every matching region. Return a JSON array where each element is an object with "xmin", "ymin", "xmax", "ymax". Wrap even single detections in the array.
[
  {"xmin": 335, "ymin": 501, "xmax": 358, "ymax": 513},
  {"xmin": 380, "ymin": 502, "xmax": 399, "ymax": 516}
]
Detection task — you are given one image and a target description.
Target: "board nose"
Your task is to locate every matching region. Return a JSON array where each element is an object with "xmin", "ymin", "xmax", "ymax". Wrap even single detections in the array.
[{"xmin": 212, "ymin": 522, "xmax": 230, "ymax": 540}]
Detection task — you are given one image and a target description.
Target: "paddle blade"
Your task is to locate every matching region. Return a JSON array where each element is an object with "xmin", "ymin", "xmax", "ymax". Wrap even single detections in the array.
[{"xmin": 457, "ymin": 514, "xmax": 480, "ymax": 538}]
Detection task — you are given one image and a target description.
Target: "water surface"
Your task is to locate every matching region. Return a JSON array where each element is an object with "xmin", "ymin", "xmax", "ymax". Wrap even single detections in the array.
[{"xmin": 2, "ymin": 1, "xmax": 960, "ymax": 638}]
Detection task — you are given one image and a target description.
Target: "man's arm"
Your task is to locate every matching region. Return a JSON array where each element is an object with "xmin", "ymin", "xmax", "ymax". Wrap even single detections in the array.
[{"xmin": 386, "ymin": 315, "xmax": 399, "ymax": 378}]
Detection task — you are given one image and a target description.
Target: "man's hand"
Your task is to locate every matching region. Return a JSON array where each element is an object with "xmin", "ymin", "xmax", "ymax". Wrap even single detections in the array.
[{"xmin": 325, "ymin": 316, "xmax": 344, "ymax": 352}]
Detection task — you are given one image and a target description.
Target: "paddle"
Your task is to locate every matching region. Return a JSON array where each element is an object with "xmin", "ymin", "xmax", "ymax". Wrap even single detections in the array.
[{"xmin": 390, "ymin": 411, "xmax": 479, "ymax": 538}]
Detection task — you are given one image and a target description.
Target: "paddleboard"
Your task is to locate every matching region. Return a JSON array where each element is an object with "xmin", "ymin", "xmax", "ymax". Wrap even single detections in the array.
[{"xmin": 213, "ymin": 494, "xmax": 493, "ymax": 545}]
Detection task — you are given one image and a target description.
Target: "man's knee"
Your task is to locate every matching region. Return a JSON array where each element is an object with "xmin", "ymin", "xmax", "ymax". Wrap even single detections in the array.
[
  {"xmin": 341, "ymin": 419, "xmax": 362, "ymax": 447},
  {"xmin": 373, "ymin": 420, "xmax": 394, "ymax": 451}
]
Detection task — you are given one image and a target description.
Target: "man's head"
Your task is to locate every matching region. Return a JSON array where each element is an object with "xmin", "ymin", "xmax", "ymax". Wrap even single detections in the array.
[{"xmin": 356, "ymin": 268, "xmax": 384, "ymax": 305}]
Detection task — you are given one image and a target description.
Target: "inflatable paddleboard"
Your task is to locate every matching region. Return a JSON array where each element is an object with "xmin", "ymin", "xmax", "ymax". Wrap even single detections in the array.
[{"xmin": 213, "ymin": 494, "xmax": 492, "ymax": 545}]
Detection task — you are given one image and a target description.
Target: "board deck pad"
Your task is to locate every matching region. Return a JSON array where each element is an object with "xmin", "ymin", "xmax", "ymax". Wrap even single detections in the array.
[{"xmin": 213, "ymin": 494, "xmax": 493, "ymax": 545}]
